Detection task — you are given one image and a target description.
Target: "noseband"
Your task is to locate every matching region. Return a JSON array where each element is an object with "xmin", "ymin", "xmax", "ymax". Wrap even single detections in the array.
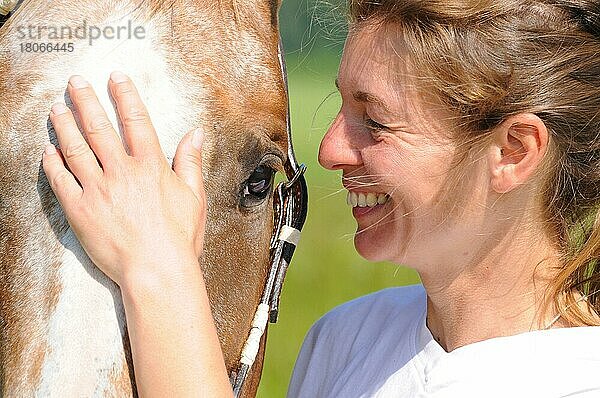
[
  {"xmin": 0, "ymin": 5, "xmax": 308, "ymax": 396},
  {"xmin": 230, "ymin": 38, "xmax": 308, "ymax": 396}
]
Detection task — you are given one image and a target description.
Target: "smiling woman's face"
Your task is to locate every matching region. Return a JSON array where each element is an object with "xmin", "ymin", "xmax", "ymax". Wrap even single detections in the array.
[{"xmin": 319, "ymin": 25, "xmax": 491, "ymax": 269}]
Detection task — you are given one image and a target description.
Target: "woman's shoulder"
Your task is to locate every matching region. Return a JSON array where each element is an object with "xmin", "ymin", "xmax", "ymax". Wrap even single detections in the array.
[
  {"xmin": 287, "ymin": 284, "xmax": 427, "ymax": 398},
  {"xmin": 300, "ymin": 284, "xmax": 427, "ymax": 360},
  {"xmin": 306, "ymin": 284, "xmax": 426, "ymax": 339}
]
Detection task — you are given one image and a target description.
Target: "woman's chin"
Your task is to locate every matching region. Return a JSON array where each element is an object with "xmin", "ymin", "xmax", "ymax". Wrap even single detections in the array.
[{"xmin": 353, "ymin": 230, "xmax": 389, "ymax": 262}]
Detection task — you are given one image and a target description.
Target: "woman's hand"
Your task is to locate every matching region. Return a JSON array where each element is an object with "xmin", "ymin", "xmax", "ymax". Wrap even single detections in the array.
[{"xmin": 42, "ymin": 71, "xmax": 206, "ymax": 286}]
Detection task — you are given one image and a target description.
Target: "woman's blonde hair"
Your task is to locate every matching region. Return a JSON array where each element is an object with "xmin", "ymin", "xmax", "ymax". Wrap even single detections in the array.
[{"xmin": 349, "ymin": 0, "xmax": 600, "ymax": 325}]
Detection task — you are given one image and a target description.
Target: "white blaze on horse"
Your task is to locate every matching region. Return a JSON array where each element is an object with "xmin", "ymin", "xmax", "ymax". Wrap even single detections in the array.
[{"xmin": 0, "ymin": 1, "xmax": 307, "ymax": 396}]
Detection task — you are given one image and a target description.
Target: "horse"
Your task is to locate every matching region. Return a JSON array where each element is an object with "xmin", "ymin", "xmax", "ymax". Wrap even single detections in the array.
[{"xmin": 0, "ymin": 0, "xmax": 307, "ymax": 396}]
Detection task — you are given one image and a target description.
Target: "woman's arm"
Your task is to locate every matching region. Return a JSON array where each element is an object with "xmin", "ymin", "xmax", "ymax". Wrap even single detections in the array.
[
  {"xmin": 120, "ymin": 251, "xmax": 230, "ymax": 398},
  {"xmin": 41, "ymin": 71, "xmax": 232, "ymax": 397}
]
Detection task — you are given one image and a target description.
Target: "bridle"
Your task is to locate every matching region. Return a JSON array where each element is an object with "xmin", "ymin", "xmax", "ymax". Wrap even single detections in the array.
[
  {"xmin": 1, "ymin": 3, "xmax": 308, "ymax": 396},
  {"xmin": 229, "ymin": 38, "xmax": 308, "ymax": 396}
]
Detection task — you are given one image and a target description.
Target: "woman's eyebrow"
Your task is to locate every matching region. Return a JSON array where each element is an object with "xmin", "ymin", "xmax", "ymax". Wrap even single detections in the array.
[
  {"xmin": 353, "ymin": 91, "xmax": 391, "ymax": 113},
  {"xmin": 334, "ymin": 78, "xmax": 392, "ymax": 114}
]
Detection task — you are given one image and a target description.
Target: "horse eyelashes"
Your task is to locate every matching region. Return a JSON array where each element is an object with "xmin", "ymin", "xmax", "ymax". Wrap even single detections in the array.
[{"xmin": 242, "ymin": 165, "xmax": 276, "ymax": 206}]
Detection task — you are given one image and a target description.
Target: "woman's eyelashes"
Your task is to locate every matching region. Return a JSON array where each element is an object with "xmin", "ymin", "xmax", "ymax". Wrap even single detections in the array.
[{"xmin": 364, "ymin": 117, "xmax": 388, "ymax": 137}]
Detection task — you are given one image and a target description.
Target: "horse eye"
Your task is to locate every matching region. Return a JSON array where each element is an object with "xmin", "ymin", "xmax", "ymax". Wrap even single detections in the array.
[{"xmin": 242, "ymin": 165, "xmax": 276, "ymax": 205}]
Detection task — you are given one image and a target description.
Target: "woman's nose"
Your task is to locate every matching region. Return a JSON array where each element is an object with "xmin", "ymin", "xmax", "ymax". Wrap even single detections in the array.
[{"xmin": 318, "ymin": 113, "xmax": 362, "ymax": 171}]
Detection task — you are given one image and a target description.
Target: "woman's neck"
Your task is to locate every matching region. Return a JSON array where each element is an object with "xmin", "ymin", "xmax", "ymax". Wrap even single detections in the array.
[{"xmin": 420, "ymin": 227, "xmax": 563, "ymax": 352}]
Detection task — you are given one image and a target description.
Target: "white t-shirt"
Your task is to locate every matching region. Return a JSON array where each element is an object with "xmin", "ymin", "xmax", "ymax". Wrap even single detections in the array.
[{"xmin": 287, "ymin": 284, "xmax": 600, "ymax": 398}]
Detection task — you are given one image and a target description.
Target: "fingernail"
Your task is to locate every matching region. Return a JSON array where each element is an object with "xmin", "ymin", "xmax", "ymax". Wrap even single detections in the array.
[
  {"xmin": 51, "ymin": 102, "xmax": 68, "ymax": 116},
  {"xmin": 69, "ymin": 75, "xmax": 89, "ymax": 89},
  {"xmin": 110, "ymin": 71, "xmax": 128, "ymax": 84},
  {"xmin": 44, "ymin": 144, "xmax": 57, "ymax": 155},
  {"xmin": 192, "ymin": 129, "xmax": 204, "ymax": 150}
]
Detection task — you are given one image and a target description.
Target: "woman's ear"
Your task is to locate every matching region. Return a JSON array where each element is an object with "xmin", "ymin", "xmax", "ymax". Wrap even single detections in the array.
[{"xmin": 488, "ymin": 113, "xmax": 549, "ymax": 194}]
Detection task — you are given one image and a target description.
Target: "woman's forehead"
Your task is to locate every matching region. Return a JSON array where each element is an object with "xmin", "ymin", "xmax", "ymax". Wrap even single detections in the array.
[
  {"xmin": 339, "ymin": 26, "xmax": 409, "ymax": 88},
  {"xmin": 338, "ymin": 29, "xmax": 411, "ymax": 113}
]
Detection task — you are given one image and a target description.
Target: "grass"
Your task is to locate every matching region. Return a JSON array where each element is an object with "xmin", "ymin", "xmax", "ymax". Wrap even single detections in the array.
[{"xmin": 256, "ymin": 50, "xmax": 420, "ymax": 397}]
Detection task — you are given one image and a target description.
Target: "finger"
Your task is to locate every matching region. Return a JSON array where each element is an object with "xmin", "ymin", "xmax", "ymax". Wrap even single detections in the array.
[
  {"xmin": 50, "ymin": 102, "xmax": 103, "ymax": 186},
  {"xmin": 42, "ymin": 144, "xmax": 83, "ymax": 206},
  {"xmin": 173, "ymin": 129, "xmax": 206, "ymax": 204},
  {"xmin": 108, "ymin": 71, "xmax": 163, "ymax": 159},
  {"xmin": 67, "ymin": 75, "xmax": 127, "ymax": 167}
]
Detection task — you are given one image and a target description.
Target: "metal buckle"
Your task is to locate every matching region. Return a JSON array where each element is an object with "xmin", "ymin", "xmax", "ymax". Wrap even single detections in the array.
[{"xmin": 284, "ymin": 163, "xmax": 307, "ymax": 190}]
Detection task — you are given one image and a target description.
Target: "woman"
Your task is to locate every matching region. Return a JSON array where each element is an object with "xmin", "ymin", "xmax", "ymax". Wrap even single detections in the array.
[{"xmin": 42, "ymin": 0, "xmax": 600, "ymax": 396}]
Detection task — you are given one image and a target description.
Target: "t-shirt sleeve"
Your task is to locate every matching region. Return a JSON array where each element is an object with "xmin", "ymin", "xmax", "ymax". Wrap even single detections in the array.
[{"xmin": 286, "ymin": 317, "xmax": 330, "ymax": 398}]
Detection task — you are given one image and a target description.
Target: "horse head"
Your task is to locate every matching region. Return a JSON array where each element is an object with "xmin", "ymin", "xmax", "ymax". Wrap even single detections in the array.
[{"xmin": 0, "ymin": 1, "xmax": 306, "ymax": 396}]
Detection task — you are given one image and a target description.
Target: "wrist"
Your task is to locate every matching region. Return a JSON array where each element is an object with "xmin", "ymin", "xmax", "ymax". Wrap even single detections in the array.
[{"xmin": 120, "ymin": 247, "xmax": 203, "ymax": 295}]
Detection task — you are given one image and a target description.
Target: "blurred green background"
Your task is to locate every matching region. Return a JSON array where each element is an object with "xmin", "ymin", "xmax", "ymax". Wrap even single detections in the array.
[{"xmin": 257, "ymin": 1, "xmax": 420, "ymax": 396}]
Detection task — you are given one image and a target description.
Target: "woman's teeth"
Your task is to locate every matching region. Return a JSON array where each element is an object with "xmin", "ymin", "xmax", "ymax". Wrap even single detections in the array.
[{"xmin": 347, "ymin": 192, "xmax": 389, "ymax": 208}]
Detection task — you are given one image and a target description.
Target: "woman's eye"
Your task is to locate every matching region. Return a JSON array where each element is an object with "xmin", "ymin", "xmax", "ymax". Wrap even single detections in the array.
[
  {"xmin": 365, "ymin": 118, "xmax": 387, "ymax": 132},
  {"xmin": 242, "ymin": 165, "xmax": 276, "ymax": 204}
]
